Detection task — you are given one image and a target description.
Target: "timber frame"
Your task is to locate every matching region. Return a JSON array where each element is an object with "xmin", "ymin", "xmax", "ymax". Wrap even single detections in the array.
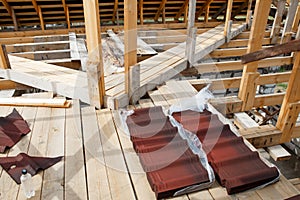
[{"xmin": 0, "ymin": 0, "xmax": 300, "ymax": 147}]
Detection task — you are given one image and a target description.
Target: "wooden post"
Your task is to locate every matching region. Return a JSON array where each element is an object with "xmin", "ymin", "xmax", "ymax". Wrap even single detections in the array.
[
  {"xmin": 292, "ymin": 5, "xmax": 300, "ymax": 33},
  {"xmin": 62, "ymin": 0, "xmax": 70, "ymax": 29},
  {"xmin": 139, "ymin": 0, "xmax": 144, "ymax": 25},
  {"xmin": 224, "ymin": 0, "xmax": 233, "ymax": 40},
  {"xmin": 204, "ymin": 3, "xmax": 210, "ymax": 23},
  {"xmin": 112, "ymin": 0, "xmax": 118, "ymax": 24},
  {"xmin": 281, "ymin": 0, "xmax": 298, "ymax": 43},
  {"xmin": 270, "ymin": 0, "xmax": 286, "ymax": 44},
  {"xmin": 124, "ymin": 0, "xmax": 137, "ymax": 96},
  {"xmin": 277, "ymin": 52, "xmax": 300, "ymax": 142},
  {"xmin": 186, "ymin": 0, "xmax": 197, "ymax": 65},
  {"xmin": 154, "ymin": 0, "xmax": 167, "ymax": 22},
  {"xmin": 246, "ymin": 0, "xmax": 253, "ymax": 26},
  {"xmin": 83, "ymin": 0, "xmax": 105, "ymax": 108},
  {"xmin": 0, "ymin": 44, "xmax": 11, "ymax": 69},
  {"xmin": 238, "ymin": 0, "xmax": 272, "ymax": 111}
]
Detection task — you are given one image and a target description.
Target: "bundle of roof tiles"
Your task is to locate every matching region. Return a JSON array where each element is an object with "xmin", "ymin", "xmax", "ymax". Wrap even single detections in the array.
[
  {"xmin": 172, "ymin": 109, "xmax": 280, "ymax": 194},
  {"xmin": 126, "ymin": 106, "xmax": 211, "ymax": 199}
]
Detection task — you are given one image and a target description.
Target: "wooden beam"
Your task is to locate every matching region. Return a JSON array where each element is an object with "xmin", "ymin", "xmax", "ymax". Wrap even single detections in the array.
[
  {"xmin": 281, "ymin": 0, "xmax": 298, "ymax": 43},
  {"xmin": 38, "ymin": 6, "xmax": 45, "ymax": 31},
  {"xmin": 195, "ymin": 0, "xmax": 214, "ymax": 20},
  {"xmin": 238, "ymin": 0, "xmax": 272, "ymax": 111},
  {"xmin": 266, "ymin": 145, "xmax": 291, "ymax": 161},
  {"xmin": 212, "ymin": 3, "xmax": 227, "ymax": 19},
  {"xmin": 0, "ymin": 0, "xmax": 18, "ymax": 30},
  {"xmin": 124, "ymin": 0, "xmax": 137, "ymax": 97},
  {"xmin": 0, "ymin": 45, "xmax": 10, "ymax": 69},
  {"xmin": 271, "ymin": 0, "xmax": 286, "ymax": 44},
  {"xmin": 220, "ymin": 37, "xmax": 271, "ymax": 48},
  {"xmin": 204, "ymin": 3, "xmax": 210, "ymax": 23},
  {"xmin": 224, "ymin": 0, "xmax": 233, "ymax": 38},
  {"xmin": 277, "ymin": 52, "xmax": 300, "ymax": 142},
  {"xmin": 231, "ymin": 0, "xmax": 248, "ymax": 19},
  {"xmin": 112, "ymin": 0, "xmax": 118, "ymax": 24},
  {"xmin": 175, "ymin": 0, "xmax": 189, "ymax": 20},
  {"xmin": 83, "ymin": 0, "xmax": 105, "ymax": 108},
  {"xmin": 0, "ymin": 80, "xmax": 29, "ymax": 90},
  {"xmin": 242, "ymin": 39, "xmax": 300, "ymax": 64},
  {"xmin": 62, "ymin": 0, "xmax": 70, "ymax": 29},
  {"xmin": 154, "ymin": 0, "xmax": 167, "ymax": 22},
  {"xmin": 0, "ymin": 97, "xmax": 71, "ymax": 108},
  {"xmin": 292, "ymin": 5, "xmax": 300, "ymax": 33},
  {"xmin": 139, "ymin": 0, "xmax": 143, "ymax": 25},
  {"xmin": 246, "ymin": 0, "xmax": 253, "ymax": 25}
]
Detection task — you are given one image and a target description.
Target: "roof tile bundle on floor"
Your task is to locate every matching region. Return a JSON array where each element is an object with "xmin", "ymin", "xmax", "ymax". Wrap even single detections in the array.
[
  {"xmin": 0, "ymin": 153, "xmax": 63, "ymax": 184},
  {"xmin": 172, "ymin": 109, "xmax": 280, "ymax": 194},
  {"xmin": 0, "ymin": 109, "xmax": 31, "ymax": 153},
  {"xmin": 126, "ymin": 106, "xmax": 211, "ymax": 199}
]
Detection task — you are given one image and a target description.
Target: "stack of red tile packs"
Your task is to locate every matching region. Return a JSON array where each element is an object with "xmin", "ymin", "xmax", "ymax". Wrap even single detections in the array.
[
  {"xmin": 126, "ymin": 106, "xmax": 211, "ymax": 199},
  {"xmin": 172, "ymin": 109, "xmax": 280, "ymax": 194}
]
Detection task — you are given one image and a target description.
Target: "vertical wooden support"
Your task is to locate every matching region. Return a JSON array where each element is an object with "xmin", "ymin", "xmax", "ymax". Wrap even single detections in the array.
[
  {"xmin": 238, "ymin": 0, "xmax": 272, "ymax": 111},
  {"xmin": 162, "ymin": 7, "xmax": 166, "ymax": 24},
  {"xmin": 62, "ymin": 0, "xmax": 70, "ymax": 29},
  {"xmin": 270, "ymin": 0, "xmax": 286, "ymax": 44},
  {"xmin": 83, "ymin": 0, "xmax": 105, "ymax": 108},
  {"xmin": 246, "ymin": 0, "xmax": 253, "ymax": 26},
  {"xmin": 186, "ymin": 0, "xmax": 197, "ymax": 65},
  {"xmin": 38, "ymin": 6, "xmax": 45, "ymax": 31},
  {"xmin": 124, "ymin": 0, "xmax": 137, "ymax": 97},
  {"xmin": 139, "ymin": 0, "xmax": 144, "ymax": 25},
  {"xmin": 277, "ymin": 52, "xmax": 300, "ymax": 142},
  {"xmin": 292, "ymin": 5, "xmax": 300, "ymax": 33},
  {"xmin": 11, "ymin": 9, "xmax": 18, "ymax": 31},
  {"xmin": 0, "ymin": 44, "xmax": 11, "ymax": 69},
  {"xmin": 204, "ymin": 4, "xmax": 210, "ymax": 23},
  {"xmin": 224, "ymin": 0, "xmax": 233, "ymax": 39},
  {"xmin": 281, "ymin": 0, "xmax": 298, "ymax": 43},
  {"xmin": 154, "ymin": 0, "xmax": 167, "ymax": 22},
  {"xmin": 175, "ymin": 0, "xmax": 189, "ymax": 21},
  {"xmin": 112, "ymin": 0, "xmax": 118, "ymax": 24},
  {"xmin": 1, "ymin": 0, "xmax": 18, "ymax": 30},
  {"xmin": 184, "ymin": 3, "xmax": 188, "ymax": 24}
]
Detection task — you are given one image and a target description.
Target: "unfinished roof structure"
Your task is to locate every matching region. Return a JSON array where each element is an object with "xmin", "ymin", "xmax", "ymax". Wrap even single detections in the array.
[{"xmin": 0, "ymin": 0, "xmax": 300, "ymax": 199}]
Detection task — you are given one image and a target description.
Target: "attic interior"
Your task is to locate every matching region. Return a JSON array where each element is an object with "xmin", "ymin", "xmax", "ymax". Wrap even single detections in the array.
[{"xmin": 0, "ymin": 0, "xmax": 300, "ymax": 199}]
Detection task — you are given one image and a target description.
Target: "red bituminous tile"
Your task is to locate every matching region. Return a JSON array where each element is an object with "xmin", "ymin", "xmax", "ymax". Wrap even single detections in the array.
[
  {"xmin": 0, "ymin": 153, "xmax": 63, "ymax": 184},
  {"xmin": 173, "ymin": 109, "xmax": 280, "ymax": 195},
  {"xmin": 127, "ymin": 106, "xmax": 211, "ymax": 199},
  {"xmin": 0, "ymin": 109, "xmax": 31, "ymax": 153}
]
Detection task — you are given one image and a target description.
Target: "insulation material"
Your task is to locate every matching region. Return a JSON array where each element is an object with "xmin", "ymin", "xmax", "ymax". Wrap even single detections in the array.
[
  {"xmin": 0, "ymin": 109, "xmax": 30, "ymax": 153},
  {"xmin": 0, "ymin": 153, "xmax": 63, "ymax": 184},
  {"xmin": 126, "ymin": 106, "xmax": 213, "ymax": 199}
]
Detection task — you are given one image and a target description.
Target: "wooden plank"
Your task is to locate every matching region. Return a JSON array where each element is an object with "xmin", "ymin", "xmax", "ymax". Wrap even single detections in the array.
[
  {"xmin": 64, "ymin": 100, "xmax": 88, "ymax": 199},
  {"xmin": 266, "ymin": 145, "xmax": 291, "ymax": 161},
  {"xmin": 0, "ymin": 79, "xmax": 29, "ymax": 90},
  {"xmin": 270, "ymin": 0, "xmax": 286, "ymax": 44},
  {"xmin": 124, "ymin": 0, "xmax": 137, "ymax": 95},
  {"xmin": 186, "ymin": 0, "xmax": 197, "ymax": 64},
  {"xmin": 220, "ymin": 37, "xmax": 271, "ymax": 48},
  {"xmin": 238, "ymin": 0, "xmax": 272, "ymax": 111},
  {"xmin": 96, "ymin": 109, "xmax": 136, "ymax": 199},
  {"xmin": 139, "ymin": 0, "xmax": 143, "ymax": 25},
  {"xmin": 281, "ymin": 0, "xmax": 298, "ymax": 43},
  {"xmin": 69, "ymin": 32, "xmax": 80, "ymax": 61},
  {"xmin": 83, "ymin": 0, "xmax": 105, "ymax": 108},
  {"xmin": 0, "ymin": 97, "xmax": 71, "ymax": 108},
  {"xmin": 41, "ymin": 107, "xmax": 65, "ymax": 199},
  {"xmin": 234, "ymin": 112, "xmax": 259, "ymax": 129},
  {"xmin": 111, "ymin": 110, "xmax": 155, "ymax": 200},
  {"xmin": 81, "ymin": 106, "xmax": 111, "ymax": 199},
  {"xmin": 241, "ymin": 39, "xmax": 300, "ymax": 64},
  {"xmin": 0, "ymin": 44, "xmax": 10, "ymax": 69},
  {"xmin": 292, "ymin": 6, "xmax": 300, "ymax": 33}
]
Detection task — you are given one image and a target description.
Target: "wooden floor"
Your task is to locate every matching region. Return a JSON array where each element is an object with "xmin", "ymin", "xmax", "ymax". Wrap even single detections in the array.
[
  {"xmin": 0, "ymin": 23, "xmax": 246, "ymax": 109},
  {"xmin": 0, "ymin": 84, "xmax": 299, "ymax": 199}
]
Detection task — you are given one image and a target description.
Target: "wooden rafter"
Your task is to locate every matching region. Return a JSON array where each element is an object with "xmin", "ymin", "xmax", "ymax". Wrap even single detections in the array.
[
  {"xmin": 154, "ymin": 0, "xmax": 167, "ymax": 22},
  {"xmin": 0, "ymin": 0, "xmax": 18, "ymax": 30},
  {"xmin": 112, "ymin": 0, "xmax": 118, "ymax": 23},
  {"xmin": 212, "ymin": 3, "xmax": 227, "ymax": 19},
  {"xmin": 195, "ymin": 0, "xmax": 214, "ymax": 20},
  {"xmin": 231, "ymin": 0, "xmax": 248, "ymax": 19},
  {"xmin": 175, "ymin": 0, "xmax": 189, "ymax": 20},
  {"xmin": 38, "ymin": 6, "xmax": 45, "ymax": 30},
  {"xmin": 62, "ymin": 0, "xmax": 70, "ymax": 29}
]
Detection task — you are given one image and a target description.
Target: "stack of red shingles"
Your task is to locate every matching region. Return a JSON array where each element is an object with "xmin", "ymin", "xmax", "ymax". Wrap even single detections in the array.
[
  {"xmin": 126, "ymin": 106, "xmax": 211, "ymax": 199},
  {"xmin": 173, "ymin": 109, "xmax": 280, "ymax": 194}
]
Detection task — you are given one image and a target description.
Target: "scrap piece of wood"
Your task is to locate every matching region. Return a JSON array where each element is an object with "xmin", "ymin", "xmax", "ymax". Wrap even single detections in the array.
[
  {"xmin": 0, "ymin": 97, "xmax": 71, "ymax": 108},
  {"xmin": 266, "ymin": 145, "xmax": 291, "ymax": 161},
  {"xmin": 242, "ymin": 39, "xmax": 300, "ymax": 64}
]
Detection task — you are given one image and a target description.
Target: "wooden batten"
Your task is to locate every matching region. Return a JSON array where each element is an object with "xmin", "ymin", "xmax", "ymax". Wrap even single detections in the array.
[{"xmin": 83, "ymin": 0, "xmax": 105, "ymax": 108}]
